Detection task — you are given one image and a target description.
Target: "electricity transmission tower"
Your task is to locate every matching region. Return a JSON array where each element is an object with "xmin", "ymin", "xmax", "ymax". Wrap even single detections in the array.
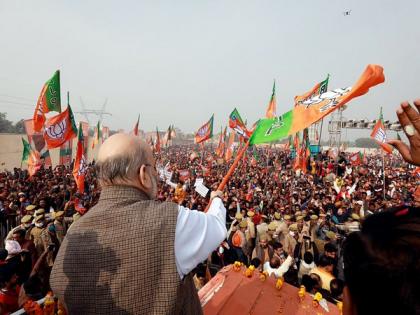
[{"xmin": 74, "ymin": 97, "xmax": 112, "ymax": 125}]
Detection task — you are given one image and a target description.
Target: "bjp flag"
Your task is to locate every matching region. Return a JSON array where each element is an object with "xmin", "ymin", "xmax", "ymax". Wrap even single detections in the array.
[
  {"xmin": 195, "ymin": 115, "xmax": 214, "ymax": 144},
  {"xmin": 28, "ymin": 149, "xmax": 42, "ymax": 177},
  {"xmin": 265, "ymin": 80, "xmax": 276, "ymax": 118},
  {"xmin": 225, "ymin": 132, "xmax": 235, "ymax": 162},
  {"xmin": 251, "ymin": 65, "xmax": 385, "ymax": 145},
  {"xmin": 43, "ymin": 105, "xmax": 77, "ymax": 149},
  {"xmin": 73, "ymin": 123, "xmax": 87, "ymax": 193},
  {"xmin": 370, "ymin": 108, "xmax": 393, "ymax": 154},
  {"xmin": 33, "ymin": 70, "xmax": 62, "ymax": 132}
]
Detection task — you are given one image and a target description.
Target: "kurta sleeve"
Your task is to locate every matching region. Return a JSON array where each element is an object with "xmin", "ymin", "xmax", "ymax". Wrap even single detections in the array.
[{"xmin": 174, "ymin": 197, "xmax": 227, "ymax": 278}]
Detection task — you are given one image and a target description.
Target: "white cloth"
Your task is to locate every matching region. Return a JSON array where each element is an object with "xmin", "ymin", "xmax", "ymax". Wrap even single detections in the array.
[
  {"xmin": 263, "ymin": 255, "xmax": 293, "ymax": 278},
  {"xmin": 175, "ymin": 197, "xmax": 227, "ymax": 279}
]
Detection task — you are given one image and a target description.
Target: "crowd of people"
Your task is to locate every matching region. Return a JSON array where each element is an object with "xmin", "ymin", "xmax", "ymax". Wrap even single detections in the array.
[
  {"xmin": 0, "ymin": 100, "xmax": 419, "ymax": 314},
  {"xmin": 0, "ymin": 142, "xmax": 417, "ymax": 312}
]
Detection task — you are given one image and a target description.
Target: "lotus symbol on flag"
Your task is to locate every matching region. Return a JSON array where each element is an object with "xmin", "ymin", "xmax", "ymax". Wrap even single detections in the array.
[
  {"xmin": 78, "ymin": 156, "xmax": 87, "ymax": 176},
  {"xmin": 46, "ymin": 120, "xmax": 67, "ymax": 139},
  {"xmin": 301, "ymin": 87, "xmax": 352, "ymax": 112},
  {"xmin": 197, "ymin": 126, "xmax": 208, "ymax": 137}
]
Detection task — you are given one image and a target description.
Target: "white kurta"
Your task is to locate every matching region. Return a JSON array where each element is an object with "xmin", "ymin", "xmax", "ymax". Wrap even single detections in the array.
[{"xmin": 175, "ymin": 197, "xmax": 227, "ymax": 278}]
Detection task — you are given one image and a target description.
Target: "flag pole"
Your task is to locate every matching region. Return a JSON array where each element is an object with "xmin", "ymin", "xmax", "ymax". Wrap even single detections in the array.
[
  {"xmin": 318, "ymin": 118, "xmax": 324, "ymax": 148},
  {"xmin": 382, "ymin": 151, "xmax": 386, "ymax": 200},
  {"xmin": 204, "ymin": 139, "xmax": 250, "ymax": 212}
]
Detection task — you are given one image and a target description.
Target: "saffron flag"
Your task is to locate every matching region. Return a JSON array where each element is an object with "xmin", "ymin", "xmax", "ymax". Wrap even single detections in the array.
[
  {"xmin": 28, "ymin": 150, "xmax": 42, "ymax": 177},
  {"xmin": 250, "ymin": 65, "xmax": 385, "ymax": 145},
  {"xmin": 250, "ymin": 147, "xmax": 259, "ymax": 167},
  {"xmin": 43, "ymin": 105, "xmax": 77, "ymax": 149},
  {"xmin": 195, "ymin": 115, "xmax": 214, "ymax": 144},
  {"xmin": 229, "ymin": 108, "xmax": 251, "ymax": 138},
  {"xmin": 33, "ymin": 70, "xmax": 62, "ymax": 132},
  {"xmin": 163, "ymin": 125, "xmax": 173, "ymax": 146},
  {"xmin": 300, "ymin": 129, "xmax": 311, "ymax": 173},
  {"xmin": 23, "ymin": 119, "xmax": 52, "ymax": 167},
  {"xmin": 370, "ymin": 107, "xmax": 393, "ymax": 154},
  {"xmin": 74, "ymin": 197, "xmax": 87, "ymax": 215},
  {"xmin": 155, "ymin": 127, "xmax": 161, "ymax": 153},
  {"xmin": 92, "ymin": 121, "xmax": 101, "ymax": 149},
  {"xmin": 170, "ymin": 125, "xmax": 177, "ymax": 139},
  {"xmin": 73, "ymin": 123, "xmax": 87, "ymax": 193},
  {"xmin": 59, "ymin": 140, "xmax": 73, "ymax": 166},
  {"xmin": 294, "ymin": 75, "xmax": 329, "ymax": 106},
  {"xmin": 179, "ymin": 169, "xmax": 190, "ymax": 181},
  {"xmin": 133, "ymin": 115, "xmax": 140, "ymax": 136},
  {"xmin": 215, "ymin": 126, "xmax": 227, "ymax": 158},
  {"xmin": 265, "ymin": 80, "xmax": 276, "ymax": 118},
  {"xmin": 225, "ymin": 132, "xmax": 235, "ymax": 162},
  {"xmin": 349, "ymin": 152, "xmax": 362, "ymax": 166},
  {"xmin": 80, "ymin": 121, "xmax": 89, "ymax": 157},
  {"xmin": 293, "ymin": 133, "xmax": 300, "ymax": 151}
]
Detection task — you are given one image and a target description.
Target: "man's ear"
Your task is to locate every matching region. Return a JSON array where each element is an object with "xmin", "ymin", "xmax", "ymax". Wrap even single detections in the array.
[
  {"xmin": 139, "ymin": 165, "xmax": 151, "ymax": 189},
  {"xmin": 343, "ymin": 286, "xmax": 356, "ymax": 315}
]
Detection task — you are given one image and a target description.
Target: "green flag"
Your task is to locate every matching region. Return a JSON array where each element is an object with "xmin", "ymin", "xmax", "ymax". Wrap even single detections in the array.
[
  {"xmin": 21, "ymin": 138, "xmax": 31, "ymax": 164},
  {"xmin": 250, "ymin": 111, "xmax": 294, "ymax": 145},
  {"xmin": 97, "ymin": 121, "xmax": 101, "ymax": 140}
]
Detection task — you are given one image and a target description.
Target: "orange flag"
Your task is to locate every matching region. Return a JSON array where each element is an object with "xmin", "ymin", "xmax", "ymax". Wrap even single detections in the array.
[
  {"xmin": 28, "ymin": 150, "xmax": 42, "ymax": 177},
  {"xmin": 155, "ymin": 127, "xmax": 161, "ymax": 153},
  {"xmin": 370, "ymin": 108, "xmax": 393, "ymax": 154},
  {"xmin": 225, "ymin": 132, "xmax": 235, "ymax": 162},
  {"xmin": 73, "ymin": 123, "xmax": 87, "ymax": 193},
  {"xmin": 215, "ymin": 127, "xmax": 227, "ymax": 158},
  {"xmin": 43, "ymin": 106, "xmax": 77, "ymax": 149},
  {"xmin": 265, "ymin": 81, "xmax": 276, "ymax": 118}
]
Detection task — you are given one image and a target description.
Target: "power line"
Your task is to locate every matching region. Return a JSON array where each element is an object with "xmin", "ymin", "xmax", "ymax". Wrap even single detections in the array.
[
  {"xmin": 0, "ymin": 100, "xmax": 34, "ymax": 108},
  {"xmin": 0, "ymin": 94, "xmax": 35, "ymax": 103}
]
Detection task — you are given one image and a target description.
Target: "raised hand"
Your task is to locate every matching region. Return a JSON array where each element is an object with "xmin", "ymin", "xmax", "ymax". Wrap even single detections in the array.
[{"xmin": 387, "ymin": 100, "xmax": 420, "ymax": 166}]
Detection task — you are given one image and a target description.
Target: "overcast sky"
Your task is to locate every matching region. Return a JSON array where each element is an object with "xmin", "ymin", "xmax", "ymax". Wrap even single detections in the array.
[{"xmin": 0, "ymin": 0, "xmax": 419, "ymax": 141}]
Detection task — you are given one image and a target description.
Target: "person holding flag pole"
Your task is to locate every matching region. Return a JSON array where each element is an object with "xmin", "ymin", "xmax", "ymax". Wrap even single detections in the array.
[{"xmin": 371, "ymin": 107, "xmax": 392, "ymax": 200}]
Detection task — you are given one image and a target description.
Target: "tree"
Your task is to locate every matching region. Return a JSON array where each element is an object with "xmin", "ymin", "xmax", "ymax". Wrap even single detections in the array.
[
  {"xmin": 14, "ymin": 119, "xmax": 25, "ymax": 134},
  {"xmin": 354, "ymin": 138, "xmax": 377, "ymax": 148},
  {"xmin": 0, "ymin": 113, "xmax": 16, "ymax": 133}
]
